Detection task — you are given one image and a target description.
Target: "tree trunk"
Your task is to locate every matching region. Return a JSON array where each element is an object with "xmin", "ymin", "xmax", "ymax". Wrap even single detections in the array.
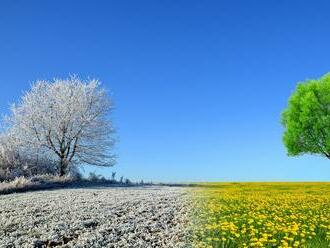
[{"xmin": 59, "ymin": 158, "xmax": 68, "ymax": 177}]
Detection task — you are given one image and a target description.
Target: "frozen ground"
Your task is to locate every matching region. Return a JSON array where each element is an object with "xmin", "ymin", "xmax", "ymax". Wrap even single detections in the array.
[{"xmin": 0, "ymin": 186, "xmax": 190, "ymax": 248}]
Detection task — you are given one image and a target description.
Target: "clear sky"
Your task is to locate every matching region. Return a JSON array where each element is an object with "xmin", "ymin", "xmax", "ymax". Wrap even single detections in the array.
[{"xmin": 1, "ymin": 0, "xmax": 330, "ymax": 182}]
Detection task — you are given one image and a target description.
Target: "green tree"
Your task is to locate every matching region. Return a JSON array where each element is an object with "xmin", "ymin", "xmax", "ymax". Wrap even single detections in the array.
[{"xmin": 282, "ymin": 73, "xmax": 330, "ymax": 158}]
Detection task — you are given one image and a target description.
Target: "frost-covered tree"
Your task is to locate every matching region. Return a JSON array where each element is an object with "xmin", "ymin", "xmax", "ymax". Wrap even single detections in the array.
[{"xmin": 9, "ymin": 76, "xmax": 115, "ymax": 176}]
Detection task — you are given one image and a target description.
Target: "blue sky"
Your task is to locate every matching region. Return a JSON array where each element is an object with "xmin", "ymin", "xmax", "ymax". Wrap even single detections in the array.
[{"xmin": 1, "ymin": 1, "xmax": 330, "ymax": 182}]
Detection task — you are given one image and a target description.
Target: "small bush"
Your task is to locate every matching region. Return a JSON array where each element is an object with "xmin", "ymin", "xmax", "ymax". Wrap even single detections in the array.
[
  {"xmin": 88, "ymin": 172, "xmax": 101, "ymax": 182},
  {"xmin": 10, "ymin": 176, "xmax": 31, "ymax": 187},
  {"xmin": 0, "ymin": 175, "xmax": 75, "ymax": 194},
  {"xmin": 0, "ymin": 176, "xmax": 33, "ymax": 193}
]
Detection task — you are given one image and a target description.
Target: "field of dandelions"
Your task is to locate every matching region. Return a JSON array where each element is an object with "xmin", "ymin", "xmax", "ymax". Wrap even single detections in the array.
[{"xmin": 190, "ymin": 183, "xmax": 330, "ymax": 248}]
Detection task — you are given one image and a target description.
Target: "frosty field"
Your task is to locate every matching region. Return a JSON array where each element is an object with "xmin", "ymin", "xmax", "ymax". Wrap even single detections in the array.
[{"xmin": 0, "ymin": 186, "xmax": 189, "ymax": 248}]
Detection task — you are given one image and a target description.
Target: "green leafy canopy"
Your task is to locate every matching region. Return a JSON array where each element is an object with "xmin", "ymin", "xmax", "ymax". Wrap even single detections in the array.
[{"xmin": 282, "ymin": 73, "xmax": 330, "ymax": 158}]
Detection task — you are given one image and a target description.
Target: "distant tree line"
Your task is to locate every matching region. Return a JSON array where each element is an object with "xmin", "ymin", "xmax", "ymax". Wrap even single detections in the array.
[{"xmin": 0, "ymin": 76, "xmax": 115, "ymax": 181}]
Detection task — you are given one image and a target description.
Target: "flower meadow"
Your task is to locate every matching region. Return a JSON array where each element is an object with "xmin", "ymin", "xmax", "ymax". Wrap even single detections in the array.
[{"xmin": 190, "ymin": 183, "xmax": 330, "ymax": 248}]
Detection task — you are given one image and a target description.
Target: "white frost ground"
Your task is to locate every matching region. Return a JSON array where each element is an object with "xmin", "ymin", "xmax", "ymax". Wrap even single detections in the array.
[{"xmin": 0, "ymin": 186, "xmax": 190, "ymax": 248}]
